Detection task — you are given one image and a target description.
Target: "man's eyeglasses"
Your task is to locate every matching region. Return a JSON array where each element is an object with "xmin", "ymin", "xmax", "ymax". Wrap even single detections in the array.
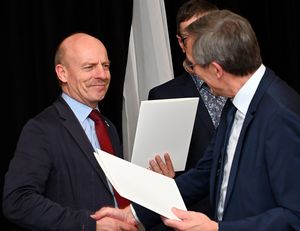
[
  {"xmin": 177, "ymin": 34, "xmax": 189, "ymax": 46},
  {"xmin": 183, "ymin": 59, "xmax": 196, "ymax": 74}
]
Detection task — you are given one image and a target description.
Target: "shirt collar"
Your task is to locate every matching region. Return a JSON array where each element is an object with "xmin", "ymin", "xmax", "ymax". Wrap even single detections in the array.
[
  {"xmin": 232, "ymin": 64, "xmax": 266, "ymax": 115},
  {"xmin": 62, "ymin": 93, "xmax": 97, "ymax": 123}
]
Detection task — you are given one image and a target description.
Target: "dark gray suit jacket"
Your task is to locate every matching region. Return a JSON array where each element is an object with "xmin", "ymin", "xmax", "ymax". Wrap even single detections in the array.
[{"xmin": 3, "ymin": 96, "xmax": 122, "ymax": 231}]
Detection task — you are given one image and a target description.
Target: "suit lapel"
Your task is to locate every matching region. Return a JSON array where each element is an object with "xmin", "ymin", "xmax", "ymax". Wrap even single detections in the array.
[
  {"xmin": 54, "ymin": 97, "xmax": 112, "ymax": 193},
  {"xmin": 223, "ymin": 113, "xmax": 253, "ymax": 211},
  {"xmin": 210, "ymin": 100, "xmax": 232, "ymax": 210},
  {"xmin": 102, "ymin": 115, "xmax": 123, "ymax": 159},
  {"xmin": 222, "ymin": 69, "xmax": 276, "ymax": 213}
]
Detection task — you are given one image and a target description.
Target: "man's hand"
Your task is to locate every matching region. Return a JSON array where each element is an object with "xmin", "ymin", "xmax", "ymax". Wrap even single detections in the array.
[
  {"xmin": 91, "ymin": 206, "xmax": 138, "ymax": 228},
  {"xmin": 149, "ymin": 153, "xmax": 175, "ymax": 178},
  {"xmin": 95, "ymin": 216, "xmax": 138, "ymax": 231},
  {"xmin": 162, "ymin": 208, "xmax": 218, "ymax": 231}
]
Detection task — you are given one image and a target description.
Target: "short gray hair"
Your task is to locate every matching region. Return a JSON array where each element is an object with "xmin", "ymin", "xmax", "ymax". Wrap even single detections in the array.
[{"xmin": 187, "ymin": 9, "xmax": 262, "ymax": 76}]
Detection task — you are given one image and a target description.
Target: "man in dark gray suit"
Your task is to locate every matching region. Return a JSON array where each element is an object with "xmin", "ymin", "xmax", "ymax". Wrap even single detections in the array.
[{"xmin": 3, "ymin": 33, "xmax": 137, "ymax": 231}]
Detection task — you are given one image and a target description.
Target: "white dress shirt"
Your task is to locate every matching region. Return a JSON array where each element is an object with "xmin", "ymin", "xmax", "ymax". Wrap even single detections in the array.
[{"xmin": 217, "ymin": 64, "xmax": 266, "ymax": 221}]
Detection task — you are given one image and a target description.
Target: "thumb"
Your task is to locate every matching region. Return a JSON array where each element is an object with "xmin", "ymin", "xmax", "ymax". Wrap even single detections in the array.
[{"xmin": 171, "ymin": 207, "xmax": 189, "ymax": 220}]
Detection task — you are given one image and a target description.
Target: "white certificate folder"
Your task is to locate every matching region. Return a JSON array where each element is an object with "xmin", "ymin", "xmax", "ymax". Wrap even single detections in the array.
[
  {"xmin": 131, "ymin": 97, "xmax": 199, "ymax": 171},
  {"xmin": 94, "ymin": 149, "xmax": 187, "ymax": 220}
]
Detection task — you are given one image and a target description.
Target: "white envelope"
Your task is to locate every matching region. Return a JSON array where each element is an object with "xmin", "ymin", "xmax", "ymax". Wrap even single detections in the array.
[
  {"xmin": 94, "ymin": 149, "xmax": 187, "ymax": 220},
  {"xmin": 131, "ymin": 97, "xmax": 199, "ymax": 171}
]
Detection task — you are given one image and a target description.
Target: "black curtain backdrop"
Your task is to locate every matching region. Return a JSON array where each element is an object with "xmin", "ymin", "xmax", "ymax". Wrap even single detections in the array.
[
  {"xmin": 1, "ymin": 0, "xmax": 133, "ymax": 229},
  {"xmin": 165, "ymin": 0, "xmax": 299, "ymax": 92},
  {"xmin": 1, "ymin": 0, "xmax": 299, "ymax": 229}
]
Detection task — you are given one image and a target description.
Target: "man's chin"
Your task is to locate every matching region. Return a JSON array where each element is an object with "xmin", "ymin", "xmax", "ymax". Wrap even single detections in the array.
[{"xmin": 96, "ymin": 92, "xmax": 107, "ymax": 101}]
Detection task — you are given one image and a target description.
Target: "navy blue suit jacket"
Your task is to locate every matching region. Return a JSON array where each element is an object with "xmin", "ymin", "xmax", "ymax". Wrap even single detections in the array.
[
  {"xmin": 3, "ymin": 96, "xmax": 123, "ymax": 231},
  {"xmin": 135, "ymin": 68, "xmax": 300, "ymax": 230}
]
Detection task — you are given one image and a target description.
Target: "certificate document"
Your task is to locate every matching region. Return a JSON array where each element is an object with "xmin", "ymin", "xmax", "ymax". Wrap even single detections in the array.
[
  {"xmin": 94, "ymin": 149, "xmax": 187, "ymax": 220},
  {"xmin": 131, "ymin": 97, "xmax": 199, "ymax": 171}
]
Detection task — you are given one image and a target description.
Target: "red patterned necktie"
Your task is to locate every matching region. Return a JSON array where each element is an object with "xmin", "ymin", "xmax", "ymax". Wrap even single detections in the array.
[{"xmin": 89, "ymin": 109, "xmax": 130, "ymax": 209}]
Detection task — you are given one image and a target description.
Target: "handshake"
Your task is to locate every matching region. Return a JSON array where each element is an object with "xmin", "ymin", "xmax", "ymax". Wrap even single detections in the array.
[
  {"xmin": 91, "ymin": 152, "xmax": 217, "ymax": 231},
  {"xmin": 91, "ymin": 153, "xmax": 174, "ymax": 231}
]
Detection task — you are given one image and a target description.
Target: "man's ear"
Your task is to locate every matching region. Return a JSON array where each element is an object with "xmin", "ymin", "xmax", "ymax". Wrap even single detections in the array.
[
  {"xmin": 210, "ymin": 61, "xmax": 224, "ymax": 79},
  {"xmin": 55, "ymin": 64, "xmax": 67, "ymax": 83},
  {"xmin": 176, "ymin": 34, "xmax": 186, "ymax": 53}
]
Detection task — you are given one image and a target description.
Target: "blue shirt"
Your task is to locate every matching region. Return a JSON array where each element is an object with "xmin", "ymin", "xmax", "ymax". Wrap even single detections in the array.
[{"xmin": 61, "ymin": 93, "xmax": 101, "ymax": 150}]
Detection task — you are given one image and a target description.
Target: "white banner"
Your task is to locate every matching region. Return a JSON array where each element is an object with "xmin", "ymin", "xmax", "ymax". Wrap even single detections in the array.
[{"xmin": 122, "ymin": 0, "xmax": 173, "ymax": 160}]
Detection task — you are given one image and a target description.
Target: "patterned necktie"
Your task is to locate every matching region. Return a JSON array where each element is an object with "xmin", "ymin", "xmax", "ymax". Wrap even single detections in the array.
[{"xmin": 89, "ymin": 109, "xmax": 130, "ymax": 209}]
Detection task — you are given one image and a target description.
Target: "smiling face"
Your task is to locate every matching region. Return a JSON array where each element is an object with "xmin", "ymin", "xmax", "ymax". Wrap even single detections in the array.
[{"xmin": 55, "ymin": 33, "xmax": 111, "ymax": 108}]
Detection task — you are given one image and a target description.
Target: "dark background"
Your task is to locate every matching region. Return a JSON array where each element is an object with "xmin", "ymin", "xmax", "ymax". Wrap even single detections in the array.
[{"xmin": 1, "ymin": 0, "xmax": 298, "ymax": 229}]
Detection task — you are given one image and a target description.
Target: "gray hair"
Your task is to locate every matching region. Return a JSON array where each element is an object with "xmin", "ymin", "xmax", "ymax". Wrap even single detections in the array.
[{"xmin": 187, "ymin": 9, "xmax": 262, "ymax": 76}]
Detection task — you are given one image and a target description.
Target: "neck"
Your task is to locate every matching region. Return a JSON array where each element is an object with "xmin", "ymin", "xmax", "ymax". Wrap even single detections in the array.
[{"xmin": 226, "ymin": 73, "xmax": 252, "ymax": 98}]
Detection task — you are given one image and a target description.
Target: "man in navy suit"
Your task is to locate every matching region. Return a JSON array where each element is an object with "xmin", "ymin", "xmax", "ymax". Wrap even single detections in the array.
[
  {"xmin": 148, "ymin": 1, "xmax": 225, "ymax": 225},
  {"xmin": 2, "ymin": 33, "xmax": 137, "ymax": 231},
  {"xmin": 92, "ymin": 9, "xmax": 300, "ymax": 231}
]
